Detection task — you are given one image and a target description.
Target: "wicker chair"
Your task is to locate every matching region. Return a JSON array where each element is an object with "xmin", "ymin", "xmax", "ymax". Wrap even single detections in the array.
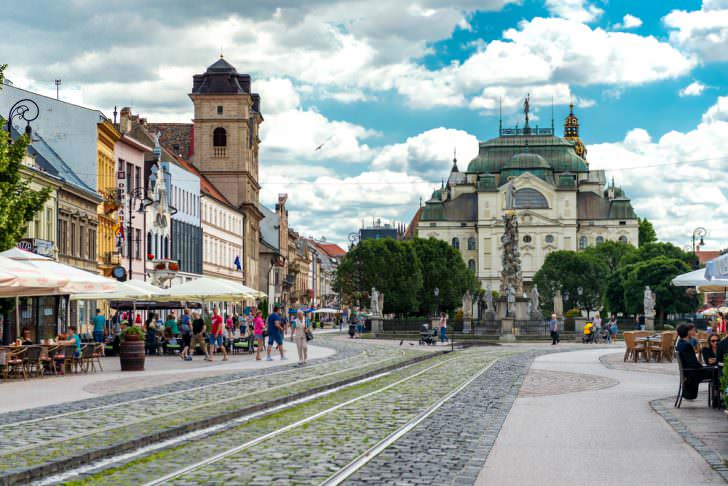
[
  {"xmin": 42, "ymin": 345, "xmax": 60, "ymax": 375},
  {"xmin": 92, "ymin": 343, "xmax": 104, "ymax": 371},
  {"xmin": 623, "ymin": 332, "xmax": 646, "ymax": 362},
  {"xmin": 649, "ymin": 333, "xmax": 673, "ymax": 363},
  {"xmin": 2, "ymin": 347, "xmax": 28, "ymax": 379},
  {"xmin": 23, "ymin": 346, "xmax": 44, "ymax": 378},
  {"xmin": 79, "ymin": 344, "xmax": 96, "ymax": 373}
]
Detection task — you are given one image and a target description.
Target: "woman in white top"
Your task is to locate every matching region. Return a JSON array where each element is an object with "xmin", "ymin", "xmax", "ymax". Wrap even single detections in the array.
[
  {"xmin": 293, "ymin": 310, "xmax": 309, "ymax": 365},
  {"xmin": 439, "ymin": 312, "xmax": 448, "ymax": 344}
]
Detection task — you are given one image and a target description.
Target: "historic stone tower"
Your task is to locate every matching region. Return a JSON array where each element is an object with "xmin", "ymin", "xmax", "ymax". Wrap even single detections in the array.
[{"xmin": 189, "ymin": 56, "xmax": 264, "ymax": 288}]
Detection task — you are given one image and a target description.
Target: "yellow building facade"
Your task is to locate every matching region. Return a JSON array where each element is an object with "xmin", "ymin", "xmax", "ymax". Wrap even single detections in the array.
[{"xmin": 96, "ymin": 120, "xmax": 121, "ymax": 275}]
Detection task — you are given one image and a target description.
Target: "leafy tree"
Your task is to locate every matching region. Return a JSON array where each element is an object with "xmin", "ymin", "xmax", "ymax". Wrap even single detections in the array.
[
  {"xmin": 622, "ymin": 256, "xmax": 697, "ymax": 319},
  {"xmin": 638, "ymin": 217, "xmax": 657, "ymax": 246},
  {"xmin": 410, "ymin": 237, "xmax": 478, "ymax": 315},
  {"xmin": 621, "ymin": 242, "xmax": 693, "ymax": 267},
  {"xmin": 583, "ymin": 240, "xmax": 636, "ymax": 274},
  {"xmin": 0, "ymin": 65, "xmax": 50, "ymax": 251},
  {"xmin": 533, "ymin": 250, "xmax": 608, "ymax": 316},
  {"xmin": 333, "ymin": 238, "xmax": 422, "ymax": 314}
]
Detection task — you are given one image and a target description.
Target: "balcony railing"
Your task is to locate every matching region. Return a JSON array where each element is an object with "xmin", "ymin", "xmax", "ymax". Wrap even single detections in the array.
[{"xmin": 213, "ymin": 147, "xmax": 226, "ymax": 157}]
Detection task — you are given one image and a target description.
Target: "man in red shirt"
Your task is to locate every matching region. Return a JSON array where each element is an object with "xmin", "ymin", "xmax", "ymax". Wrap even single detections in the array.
[{"xmin": 209, "ymin": 307, "xmax": 228, "ymax": 361}]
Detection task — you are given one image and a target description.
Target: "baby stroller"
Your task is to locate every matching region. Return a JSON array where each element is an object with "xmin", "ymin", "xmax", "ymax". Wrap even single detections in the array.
[{"xmin": 419, "ymin": 324, "xmax": 437, "ymax": 345}]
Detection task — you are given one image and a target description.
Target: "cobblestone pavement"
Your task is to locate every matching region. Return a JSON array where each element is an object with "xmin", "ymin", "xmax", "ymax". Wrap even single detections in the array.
[
  {"xmin": 0, "ymin": 339, "xmax": 429, "ymax": 480},
  {"xmin": 518, "ymin": 369, "xmax": 618, "ymax": 397},
  {"xmin": 651, "ymin": 395, "xmax": 728, "ymax": 482},
  {"xmin": 345, "ymin": 351, "xmax": 544, "ymax": 485},
  {"xmin": 64, "ymin": 348, "xmax": 516, "ymax": 485},
  {"xmin": 599, "ymin": 350, "xmax": 678, "ymax": 375}
]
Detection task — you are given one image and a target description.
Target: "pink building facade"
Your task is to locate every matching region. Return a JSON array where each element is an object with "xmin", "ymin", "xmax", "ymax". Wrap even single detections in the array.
[{"xmin": 114, "ymin": 134, "xmax": 151, "ymax": 281}]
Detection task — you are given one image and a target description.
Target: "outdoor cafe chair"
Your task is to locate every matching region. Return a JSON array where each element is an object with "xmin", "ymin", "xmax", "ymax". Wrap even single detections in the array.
[
  {"xmin": 23, "ymin": 345, "xmax": 44, "ymax": 378},
  {"xmin": 57, "ymin": 345, "xmax": 78, "ymax": 374},
  {"xmin": 2, "ymin": 347, "xmax": 27, "ymax": 380},
  {"xmin": 674, "ymin": 352, "xmax": 714, "ymax": 408},
  {"xmin": 80, "ymin": 344, "xmax": 96, "ymax": 373},
  {"xmin": 42, "ymin": 345, "xmax": 60, "ymax": 375},
  {"xmin": 92, "ymin": 343, "xmax": 104, "ymax": 371},
  {"xmin": 648, "ymin": 333, "xmax": 673, "ymax": 363},
  {"xmin": 623, "ymin": 332, "xmax": 646, "ymax": 362}
]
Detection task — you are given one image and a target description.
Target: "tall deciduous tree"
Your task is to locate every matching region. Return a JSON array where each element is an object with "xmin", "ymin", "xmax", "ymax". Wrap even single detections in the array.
[
  {"xmin": 638, "ymin": 218, "xmax": 657, "ymax": 246},
  {"xmin": 410, "ymin": 237, "xmax": 478, "ymax": 315},
  {"xmin": 533, "ymin": 250, "xmax": 608, "ymax": 316},
  {"xmin": 622, "ymin": 256, "xmax": 696, "ymax": 319},
  {"xmin": 0, "ymin": 65, "xmax": 50, "ymax": 251}
]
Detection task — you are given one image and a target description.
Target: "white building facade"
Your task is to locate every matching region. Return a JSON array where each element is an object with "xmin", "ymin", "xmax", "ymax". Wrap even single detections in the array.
[{"xmin": 417, "ymin": 105, "xmax": 639, "ymax": 291}]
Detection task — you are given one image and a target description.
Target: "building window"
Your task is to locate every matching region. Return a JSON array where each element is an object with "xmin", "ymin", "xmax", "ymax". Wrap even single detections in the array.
[
  {"xmin": 514, "ymin": 188, "xmax": 548, "ymax": 209},
  {"xmin": 217, "ymin": 105, "xmax": 223, "ymax": 115},
  {"xmin": 452, "ymin": 237, "xmax": 460, "ymax": 250},
  {"xmin": 468, "ymin": 259, "xmax": 476, "ymax": 272},
  {"xmin": 467, "ymin": 237, "xmax": 476, "ymax": 251},
  {"xmin": 545, "ymin": 234, "xmax": 554, "ymax": 244},
  {"xmin": 213, "ymin": 127, "xmax": 227, "ymax": 147},
  {"xmin": 79, "ymin": 228, "xmax": 85, "ymax": 259},
  {"xmin": 70, "ymin": 222, "xmax": 76, "ymax": 257},
  {"xmin": 596, "ymin": 236, "xmax": 605, "ymax": 245},
  {"xmin": 126, "ymin": 161, "xmax": 133, "ymax": 191},
  {"xmin": 523, "ymin": 235, "xmax": 532, "ymax": 243},
  {"xmin": 618, "ymin": 235, "xmax": 628, "ymax": 244},
  {"xmin": 579, "ymin": 236, "xmax": 588, "ymax": 249},
  {"xmin": 46, "ymin": 208, "xmax": 53, "ymax": 241},
  {"xmin": 135, "ymin": 166, "xmax": 141, "ymax": 193},
  {"xmin": 89, "ymin": 228, "xmax": 95, "ymax": 260},
  {"xmin": 147, "ymin": 232, "xmax": 152, "ymax": 258}
]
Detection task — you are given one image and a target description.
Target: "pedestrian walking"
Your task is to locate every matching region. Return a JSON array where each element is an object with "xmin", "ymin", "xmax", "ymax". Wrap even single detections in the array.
[
  {"xmin": 548, "ymin": 313, "xmax": 560, "ymax": 345},
  {"xmin": 92, "ymin": 308, "xmax": 106, "ymax": 343},
  {"xmin": 592, "ymin": 312, "xmax": 602, "ymax": 343},
  {"xmin": 179, "ymin": 309, "xmax": 192, "ymax": 360},
  {"xmin": 190, "ymin": 311, "xmax": 211, "ymax": 361},
  {"xmin": 439, "ymin": 312, "xmax": 448, "ymax": 344},
  {"xmin": 266, "ymin": 306, "xmax": 286, "ymax": 361},
  {"xmin": 253, "ymin": 310, "xmax": 265, "ymax": 360},
  {"xmin": 293, "ymin": 309, "xmax": 310, "ymax": 365},
  {"xmin": 341, "ymin": 305, "xmax": 349, "ymax": 335},
  {"xmin": 209, "ymin": 307, "xmax": 228, "ymax": 361}
]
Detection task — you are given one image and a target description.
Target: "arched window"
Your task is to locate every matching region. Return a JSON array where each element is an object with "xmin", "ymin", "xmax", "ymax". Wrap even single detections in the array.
[
  {"xmin": 467, "ymin": 237, "xmax": 476, "ymax": 251},
  {"xmin": 147, "ymin": 232, "xmax": 152, "ymax": 257},
  {"xmin": 514, "ymin": 188, "xmax": 548, "ymax": 209},
  {"xmin": 579, "ymin": 236, "xmax": 588, "ymax": 249},
  {"xmin": 468, "ymin": 259, "xmax": 476, "ymax": 272},
  {"xmin": 213, "ymin": 127, "xmax": 227, "ymax": 147},
  {"xmin": 618, "ymin": 235, "xmax": 628, "ymax": 244},
  {"xmin": 596, "ymin": 236, "xmax": 605, "ymax": 245},
  {"xmin": 452, "ymin": 237, "xmax": 460, "ymax": 250}
]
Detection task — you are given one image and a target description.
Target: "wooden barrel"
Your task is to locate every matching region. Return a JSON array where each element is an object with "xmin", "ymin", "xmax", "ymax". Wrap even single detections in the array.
[{"xmin": 119, "ymin": 336, "xmax": 145, "ymax": 371}]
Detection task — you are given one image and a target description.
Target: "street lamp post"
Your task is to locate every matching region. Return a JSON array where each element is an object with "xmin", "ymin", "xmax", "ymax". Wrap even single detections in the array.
[
  {"xmin": 6, "ymin": 99, "xmax": 39, "ymax": 140},
  {"xmin": 434, "ymin": 287, "xmax": 440, "ymax": 316}
]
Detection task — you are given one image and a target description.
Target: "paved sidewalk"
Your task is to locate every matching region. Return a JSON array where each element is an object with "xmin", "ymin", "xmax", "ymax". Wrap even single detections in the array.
[
  {"xmin": 477, "ymin": 348, "xmax": 726, "ymax": 485},
  {"xmin": 0, "ymin": 341, "xmax": 335, "ymax": 413}
]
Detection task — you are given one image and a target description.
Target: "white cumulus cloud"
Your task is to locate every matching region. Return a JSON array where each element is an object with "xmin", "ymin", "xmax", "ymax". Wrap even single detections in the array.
[
  {"xmin": 665, "ymin": 4, "xmax": 728, "ymax": 62},
  {"xmin": 679, "ymin": 81, "xmax": 706, "ymax": 97},
  {"xmin": 544, "ymin": 0, "xmax": 603, "ymax": 23},
  {"xmin": 614, "ymin": 14, "xmax": 643, "ymax": 29}
]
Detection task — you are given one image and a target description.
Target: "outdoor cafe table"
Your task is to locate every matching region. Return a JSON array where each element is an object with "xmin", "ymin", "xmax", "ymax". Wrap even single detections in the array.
[{"xmin": 636, "ymin": 335, "xmax": 662, "ymax": 362}]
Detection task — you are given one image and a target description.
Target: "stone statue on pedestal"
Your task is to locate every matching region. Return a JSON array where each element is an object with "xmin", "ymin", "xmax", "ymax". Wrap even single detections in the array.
[
  {"xmin": 553, "ymin": 289, "xmax": 563, "ymax": 317},
  {"xmin": 462, "ymin": 290, "xmax": 473, "ymax": 318},
  {"xmin": 370, "ymin": 287, "xmax": 381, "ymax": 317},
  {"xmin": 529, "ymin": 284, "xmax": 542, "ymax": 320},
  {"xmin": 643, "ymin": 286, "xmax": 655, "ymax": 317},
  {"xmin": 485, "ymin": 283, "xmax": 493, "ymax": 311},
  {"xmin": 499, "ymin": 211, "xmax": 523, "ymax": 296}
]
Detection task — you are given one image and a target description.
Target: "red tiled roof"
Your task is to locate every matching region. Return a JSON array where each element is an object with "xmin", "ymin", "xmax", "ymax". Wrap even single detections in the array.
[
  {"xmin": 405, "ymin": 207, "xmax": 424, "ymax": 239},
  {"xmin": 316, "ymin": 242, "xmax": 346, "ymax": 257},
  {"xmin": 696, "ymin": 250, "xmax": 721, "ymax": 265}
]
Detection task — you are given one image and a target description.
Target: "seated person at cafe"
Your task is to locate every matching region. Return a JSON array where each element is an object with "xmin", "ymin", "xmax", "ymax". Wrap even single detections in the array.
[
  {"xmin": 61, "ymin": 326, "xmax": 82, "ymax": 358},
  {"xmin": 164, "ymin": 313, "xmax": 179, "ymax": 338},
  {"xmin": 20, "ymin": 327, "xmax": 33, "ymax": 345},
  {"xmin": 676, "ymin": 324, "xmax": 717, "ymax": 402},
  {"xmin": 702, "ymin": 333, "xmax": 720, "ymax": 366},
  {"xmin": 686, "ymin": 323, "xmax": 699, "ymax": 352}
]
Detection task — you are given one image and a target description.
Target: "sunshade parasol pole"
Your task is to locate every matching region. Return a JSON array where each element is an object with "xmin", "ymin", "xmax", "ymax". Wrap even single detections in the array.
[{"xmin": 15, "ymin": 296, "xmax": 20, "ymax": 341}]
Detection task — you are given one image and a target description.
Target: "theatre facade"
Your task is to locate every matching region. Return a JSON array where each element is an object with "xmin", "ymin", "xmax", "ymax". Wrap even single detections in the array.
[{"xmin": 417, "ymin": 103, "xmax": 639, "ymax": 290}]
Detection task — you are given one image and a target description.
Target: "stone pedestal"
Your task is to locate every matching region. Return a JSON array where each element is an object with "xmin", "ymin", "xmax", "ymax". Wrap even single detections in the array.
[
  {"xmin": 463, "ymin": 317, "xmax": 472, "ymax": 333},
  {"xmin": 495, "ymin": 297, "xmax": 529, "ymax": 320},
  {"xmin": 500, "ymin": 318, "xmax": 516, "ymax": 342},
  {"xmin": 645, "ymin": 316, "xmax": 655, "ymax": 331},
  {"xmin": 370, "ymin": 317, "xmax": 383, "ymax": 333}
]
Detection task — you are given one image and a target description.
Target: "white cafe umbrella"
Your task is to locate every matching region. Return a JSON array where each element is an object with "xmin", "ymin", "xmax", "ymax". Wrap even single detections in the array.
[
  {"xmin": 155, "ymin": 277, "xmax": 258, "ymax": 303},
  {"xmin": 671, "ymin": 268, "xmax": 728, "ymax": 293},
  {"xmin": 313, "ymin": 308, "xmax": 341, "ymax": 314},
  {"xmin": 0, "ymin": 248, "xmax": 117, "ymax": 294},
  {"xmin": 705, "ymin": 253, "xmax": 728, "ymax": 280},
  {"xmin": 69, "ymin": 279, "xmax": 168, "ymax": 301},
  {"xmin": 0, "ymin": 255, "xmax": 69, "ymax": 297}
]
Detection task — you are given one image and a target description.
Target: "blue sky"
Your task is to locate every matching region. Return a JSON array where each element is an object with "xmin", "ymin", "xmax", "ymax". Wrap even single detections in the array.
[{"xmin": 1, "ymin": 0, "xmax": 727, "ymax": 247}]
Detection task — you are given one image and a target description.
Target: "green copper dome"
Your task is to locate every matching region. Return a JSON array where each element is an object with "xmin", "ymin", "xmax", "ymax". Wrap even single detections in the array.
[
  {"xmin": 467, "ymin": 134, "xmax": 588, "ymax": 174},
  {"xmin": 503, "ymin": 152, "xmax": 551, "ymax": 170}
]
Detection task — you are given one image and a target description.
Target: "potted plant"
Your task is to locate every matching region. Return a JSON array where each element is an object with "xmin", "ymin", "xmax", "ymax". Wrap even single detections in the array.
[{"xmin": 119, "ymin": 325, "xmax": 145, "ymax": 371}]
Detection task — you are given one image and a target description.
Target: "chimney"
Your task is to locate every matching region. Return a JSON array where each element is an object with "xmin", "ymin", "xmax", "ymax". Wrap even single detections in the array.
[{"xmin": 120, "ymin": 107, "xmax": 133, "ymax": 133}]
